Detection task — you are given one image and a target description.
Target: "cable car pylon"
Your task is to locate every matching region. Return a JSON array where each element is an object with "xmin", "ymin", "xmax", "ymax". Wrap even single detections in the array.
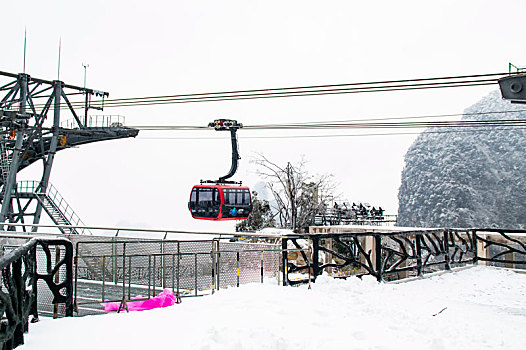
[
  {"xmin": 188, "ymin": 119, "xmax": 253, "ymax": 221},
  {"xmin": 0, "ymin": 70, "xmax": 139, "ymax": 233}
]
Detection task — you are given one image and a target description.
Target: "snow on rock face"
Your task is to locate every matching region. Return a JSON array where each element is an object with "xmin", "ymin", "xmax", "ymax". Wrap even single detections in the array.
[
  {"xmin": 397, "ymin": 90, "xmax": 526, "ymax": 229},
  {"xmin": 22, "ymin": 266, "xmax": 526, "ymax": 350}
]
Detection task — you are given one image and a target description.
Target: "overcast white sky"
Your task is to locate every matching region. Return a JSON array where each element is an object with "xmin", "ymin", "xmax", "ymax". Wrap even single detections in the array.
[{"xmin": 2, "ymin": 0, "xmax": 526, "ymax": 232}]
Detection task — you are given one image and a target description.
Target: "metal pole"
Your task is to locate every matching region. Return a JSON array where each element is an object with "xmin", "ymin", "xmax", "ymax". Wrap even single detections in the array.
[
  {"xmin": 236, "ymin": 251, "xmax": 240, "ymax": 287},
  {"xmin": 211, "ymin": 241, "xmax": 216, "ymax": 293},
  {"xmin": 172, "ymin": 254, "xmax": 175, "ymax": 293},
  {"xmin": 444, "ymin": 230, "xmax": 451, "ymax": 270},
  {"xmin": 473, "ymin": 230, "xmax": 479, "ymax": 265},
  {"xmin": 312, "ymin": 236, "xmax": 320, "ymax": 281},
  {"xmin": 176, "ymin": 243, "xmax": 180, "ymax": 297},
  {"xmin": 415, "ymin": 235, "xmax": 423, "ymax": 276},
  {"xmin": 0, "ymin": 74, "xmax": 28, "ymax": 227},
  {"xmin": 194, "ymin": 253, "xmax": 198, "ymax": 296},
  {"xmin": 32, "ymin": 80, "xmax": 62, "ymax": 228},
  {"xmin": 260, "ymin": 251, "xmax": 264, "ymax": 283},
  {"xmin": 375, "ymin": 235, "xmax": 383, "ymax": 282},
  {"xmin": 122, "ymin": 243, "xmax": 126, "ymax": 302},
  {"xmin": 113, "ymin": 240, "xmax": 118, "ymax": 283},
  {"xmin": 162, "ymin": 241, "xmax": 166, "ymax": 289},
  {"xmin": 102, "ymin": 256, "xmax": 106, "ymax": 302},
  {"xmin": 73, "ymin": 246, "xmax": 78, "ymax": 315},
  {"xmin": 148, "ymin": 255, "xmax": 151, "ymax": 298},
  {"xmin": 153, "ymin": 255, "xmax": 157, "ymax": 296},
  {"xmin": 127, "ymin": 256, "xmax": 131, "ymax": 300},
  {"xmin": 217, "ymin": 251, "xmax": 221, "ymax": 290},
  {"xmin": 281, "ymin": 237, "xmax": 288, "ymax": 286}
]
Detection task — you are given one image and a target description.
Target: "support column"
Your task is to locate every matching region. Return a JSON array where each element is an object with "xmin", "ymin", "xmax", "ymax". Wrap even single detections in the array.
[
  {"xmin": 363, "ymin": 235, "xmax": 376, "ymax": 268},
  {"xmin": 0, "ymin": 74, "xmax": 29, "ymax": 228},
  {"xmin": 281, "ymin": 237, "xmax": 288, "ymax": 286},
  {"xmin": 415, "ymin": 235, "xmax": 423, "ymax": 276},
  {"xmin": 325, "ymin": 236, "xmax": 333, "ymax": 275},
  {"xmin": 443, "ymin": 230, "xmax": 451, "ymax": 270},
  {"xmin": 375, "ymin": 235, "xmax": 383, "ymax": 281},
  {"xmin": 32, "ymin": 81, "xmax": 63, "ymax": 231},
  {"xmin": 311, "ymin": 235, "xmax": 320, "ymax": 281},
  {"xmin": 475, "ymin": 233, "xmax": 488, "ymax": 266}
]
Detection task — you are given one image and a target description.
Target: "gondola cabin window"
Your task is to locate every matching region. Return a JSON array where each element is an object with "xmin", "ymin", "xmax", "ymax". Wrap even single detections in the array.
[{"xmin": 189, "ymin": 187, "xmax": 220, "ymax": 219}]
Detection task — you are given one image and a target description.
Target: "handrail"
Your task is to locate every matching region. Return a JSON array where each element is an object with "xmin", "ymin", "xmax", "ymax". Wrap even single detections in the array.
[{"xmin": 60, "ymin": 115, "xmax": 126, "ymax": 129}]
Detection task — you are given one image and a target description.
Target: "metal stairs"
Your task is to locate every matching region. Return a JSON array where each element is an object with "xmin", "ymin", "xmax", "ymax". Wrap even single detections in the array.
[{"xmin": 16, "ymin": 181, "xmax": 91, "ymax": 235}]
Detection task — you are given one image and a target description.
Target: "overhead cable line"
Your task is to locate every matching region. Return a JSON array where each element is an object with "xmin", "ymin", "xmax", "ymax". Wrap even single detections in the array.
[
  {"xmin": 128, "ymin": 109, "xmax": 526, "ymax": 131},
  {"xmin": 27, "ymin": 72, "xmax": 509, "ymax": 110},
  {"xmin": 131, "ymin": 118, "xmax": 526, "ymax": 132},
  {"xmin": 136, "ymin": 126, "xmax": 526, "ymax": 140}
]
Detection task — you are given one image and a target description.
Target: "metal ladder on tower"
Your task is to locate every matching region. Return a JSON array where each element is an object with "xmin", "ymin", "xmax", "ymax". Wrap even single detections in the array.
[{"xmin": 0, "ymin": 141, "xmax": 11, "ymax": 190}]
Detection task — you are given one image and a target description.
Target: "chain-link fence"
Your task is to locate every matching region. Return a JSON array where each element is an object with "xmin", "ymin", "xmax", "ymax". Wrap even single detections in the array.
[{"xmin": 72, "ymin": 238, "xmax": 282, "ymax": 316}]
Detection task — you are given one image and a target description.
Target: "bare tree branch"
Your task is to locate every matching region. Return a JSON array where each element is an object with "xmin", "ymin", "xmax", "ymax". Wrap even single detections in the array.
[{"xmin": 253, "ymin": 154, "xmax": 337, "ymax": 232}]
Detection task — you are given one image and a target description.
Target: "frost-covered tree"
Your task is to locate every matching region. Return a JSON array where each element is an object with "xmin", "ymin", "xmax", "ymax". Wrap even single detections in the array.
[
  {"xmin": 235, "ymin": 191, "xmax": 275, "ymax": 232},
  {"xmin": 252, "ymin": 155, "xmax": 336, "ymax": 233}
]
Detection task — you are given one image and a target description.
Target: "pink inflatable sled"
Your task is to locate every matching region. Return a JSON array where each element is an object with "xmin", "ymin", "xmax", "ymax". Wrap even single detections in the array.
[{"xmin": 102, "ymin": 288, "xmax": 178, "ymax": 312}]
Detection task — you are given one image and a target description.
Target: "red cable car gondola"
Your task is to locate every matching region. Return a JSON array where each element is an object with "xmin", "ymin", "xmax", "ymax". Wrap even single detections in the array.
[
  {"xmin": 189, "ymin": 184, "xmax": 252, "ymax": 220},
  {"xmin": 188, "ymin": 119, "xmax": 253, "ymax": 221}
]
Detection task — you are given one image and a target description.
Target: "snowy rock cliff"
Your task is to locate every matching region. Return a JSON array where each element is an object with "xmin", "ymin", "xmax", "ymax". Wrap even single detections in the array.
[{"xmin": 397, "ymin": 90, "xmax": 526, "ymax": 229}]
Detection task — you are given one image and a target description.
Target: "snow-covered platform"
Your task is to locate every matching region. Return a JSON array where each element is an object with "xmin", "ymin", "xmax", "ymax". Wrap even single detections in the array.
[{"xmin": 22, "ymin": 266, "xmax": 526, "ymax": 350}]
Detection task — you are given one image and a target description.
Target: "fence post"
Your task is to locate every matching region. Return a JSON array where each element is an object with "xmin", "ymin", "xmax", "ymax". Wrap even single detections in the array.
[
  {"xmin": 281, "ymin": 237, "xmax": 288, "ymax": 286},
  {"xmin": 236, "ymin": 251, "xmax": 240, "ymax": 287},
  {"xmin": 211, "ymin": 241, "xmax": 216, "ymax": 293},
  {"xmin": 375, "ymin": 235, "xmax": 383, "ymax": 282},
  {"xmin": 73, "ymin": 243, "xmax": 79, "ymax": 315},
  {"xmin": 113, "ymin": 239, "xmax": 118, "ymax": 284},
  {"xmin": 194, "ymin": 253, "xmax": 198, "ymax": 296},
  {"xmin": 311, "ymin": 235, "xmax": 320, "ymax": 281},
  {"xmin": 148, "ymin": 255, "xmax": 152, "ymax": 298},
  {"xmin": 177, "ymin": 242, "xmax": 181, "ymax": 298},
  {"xmin": 153, "ymin": 255, "xmax": 157, "ymax": 296},
  {"xmin": 122, "ymin": 242, "xmax": 127, "ymax": 300},
  {"xmin": 473, "ymin": 230, "xmax": 479, "ymax": 265},
  {"xmin": 161, "ymin": 240, "xmax": 166, "ymax": 288},
  {"xmin": 415, "ymin": 235, "xmax": 423, "ymax": 276},
  {"xmin": 260, "ymin": 251, "xmax": 264, "ymax": 283},
  {"xmin": 102, "ymin": 256, "xmax": 106, "ymax": 303},
  {"xmin": 128, "ymin": 256, "xmax": 132, "ymax": 300},
  {"xmin": 444, "ymin": 230, "xmax": 451, "ymax": 270}
]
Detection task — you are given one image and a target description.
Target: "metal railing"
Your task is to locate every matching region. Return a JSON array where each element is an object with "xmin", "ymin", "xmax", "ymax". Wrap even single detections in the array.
[
  {"xmin": 72, "ymin": 238, "xmax": 286, "ymax": 316},
  {"xmin": 0, "ymin": 237, "xmax": 73, "ymax": 350},
  {"xmin": 1, "ymin": 223, "xmax": 524, "ymax": 319},
  {"xmin": 60, "ymin": 115, "xmax": 126, "ymax": 129},
  {"xmin": 283, "ymin": 227, "xmax": 526, "ymax": 284}
]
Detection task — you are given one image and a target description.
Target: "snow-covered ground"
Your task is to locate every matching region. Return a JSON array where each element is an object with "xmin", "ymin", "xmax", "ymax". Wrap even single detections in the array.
[{"xmin": 22, "ymin": 266, "xmax": 526, "ymax": 350}]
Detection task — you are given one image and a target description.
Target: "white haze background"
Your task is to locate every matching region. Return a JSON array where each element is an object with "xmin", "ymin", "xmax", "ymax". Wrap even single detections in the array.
[{"xmin": 2, "ymin": 0, "xmax": 526, "ymax": 232}]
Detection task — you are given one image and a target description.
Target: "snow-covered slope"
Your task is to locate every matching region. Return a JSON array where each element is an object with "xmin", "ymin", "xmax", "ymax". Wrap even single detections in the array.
[
  {"xmin": 397, "ymin": 90, "xmax": 526, "ymax": 228},
  {"xmin": 22, "ymin": 266, "xmax": 526, "ymax": 349}
]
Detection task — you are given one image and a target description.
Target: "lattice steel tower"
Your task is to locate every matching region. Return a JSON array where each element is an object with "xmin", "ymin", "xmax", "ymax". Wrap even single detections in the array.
[{"xmin": 0, "ymin": 70, "xmax": 138, "ymax": 233}]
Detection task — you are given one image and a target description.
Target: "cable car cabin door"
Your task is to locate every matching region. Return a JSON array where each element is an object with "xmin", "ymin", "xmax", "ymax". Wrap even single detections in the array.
[{"xmin": 188, "ymin": 185, "xmax": 252, "ymax": 221}]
